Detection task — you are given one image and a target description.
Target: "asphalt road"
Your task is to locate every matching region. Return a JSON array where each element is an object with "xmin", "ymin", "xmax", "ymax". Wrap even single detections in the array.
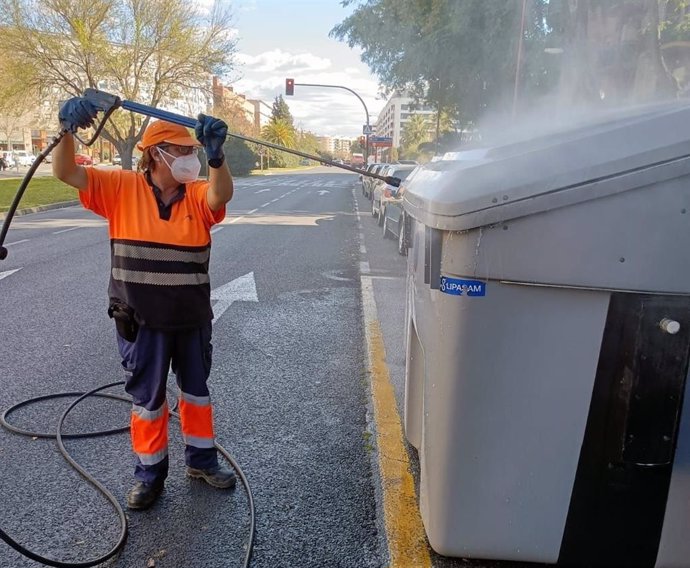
[{"xmin": 0, "ymin": 168, "xmax": 384, "ymax": 568}]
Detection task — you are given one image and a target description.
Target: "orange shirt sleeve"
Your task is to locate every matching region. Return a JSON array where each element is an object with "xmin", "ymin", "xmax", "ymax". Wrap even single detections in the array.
[
  {"xmin": 187, "ymin": 181, "xmax": 226, "ymax": 227},
  {"xmin": 80, "ymin": 168, "xmax": 124, "ymax": 219}
]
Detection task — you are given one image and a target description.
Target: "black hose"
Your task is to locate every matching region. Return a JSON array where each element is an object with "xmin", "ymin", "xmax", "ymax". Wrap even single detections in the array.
[
  {"xmin": 0, "ymin": 382, "xmax": 256, "ymax": 567},
  {"xmin": 0, "ymin": 132, "xmax": 68, "ymax": 260}
]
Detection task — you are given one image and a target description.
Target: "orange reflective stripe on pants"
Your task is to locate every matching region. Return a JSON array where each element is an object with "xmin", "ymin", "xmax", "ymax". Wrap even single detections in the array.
[
  {"xmin": 131, "ymin": 402, "xmax": 169, "ymax": 460},
  {"xmin": 178, "ymin": 395, "xmax": 215, "ymax": 445}
]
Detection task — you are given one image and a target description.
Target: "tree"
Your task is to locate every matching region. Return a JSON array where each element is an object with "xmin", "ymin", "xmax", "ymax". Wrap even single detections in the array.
[
  {"xmin": 0, "ymin": 0, "xmax": 237, "ymax": 169},
  {"xmin": 215, "ymin": 98, "xmax": 258, "ymax": 138},
  {"xmin": 261, "ymin": 118, "xmax": 295, "ymax": 168},
  {"xmin": 556, "ymin": 0, "xmax": 678, "ymax": 106},
  {"xmin": 262, "ymin": 118, "xmax": 295, "ymax": 148},
  {"xmin": 223, "ymin": 136, "xmax": 257, "ymax": 176},
  {"xmin": 332, "ymin": 1, "xmax": 551, "ymax": 125},
  {"xmin": 334, "ymin": 0, "xmax": 688, "ymax": 129},
  {"xmin": 260, "ymin": 95, "xmax": 297, "ymax": 168},
  {"xmin": 271, "ymin": 95, "xmax": 294, "ymax": 125},
  {"xmin": 400, "ymin": 114, "xmax": 431, "ymax": 154}
]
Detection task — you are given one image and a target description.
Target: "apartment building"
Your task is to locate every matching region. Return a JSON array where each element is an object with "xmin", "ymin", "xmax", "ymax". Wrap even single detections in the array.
[
  {"xmin": 374, "ymin": 90, "xmax": 436, "ymax": 148},
  {"xmin": 316, "ymin": 136, "xmax": 352, "ymax": 158}
]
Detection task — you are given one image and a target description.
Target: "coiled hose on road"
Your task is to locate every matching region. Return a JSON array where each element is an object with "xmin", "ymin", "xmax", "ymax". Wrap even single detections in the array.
[{"xmin": 0, "ymin": 382, "xmax": 256, "ymax": 568}]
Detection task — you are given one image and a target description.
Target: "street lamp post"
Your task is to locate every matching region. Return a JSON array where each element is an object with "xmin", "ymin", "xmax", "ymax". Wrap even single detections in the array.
[{"xmin": 285, "ymin": 79, "xmax": 371, "ymax": 165}]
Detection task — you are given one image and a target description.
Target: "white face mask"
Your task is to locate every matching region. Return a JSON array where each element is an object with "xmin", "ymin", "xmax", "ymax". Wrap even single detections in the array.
[{"xmin": 157, "ymin": 147, "xmax": 201, "ymax": 184}]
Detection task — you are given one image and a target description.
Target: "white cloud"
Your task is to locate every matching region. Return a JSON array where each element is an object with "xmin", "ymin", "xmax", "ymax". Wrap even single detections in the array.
[
  {"xmin": 229, "ymin": 49, "xmax": 385, "ymax": 138},
  {"xmin": 236, "ymin": 49, "xmax": 331, "ymax": 73}
]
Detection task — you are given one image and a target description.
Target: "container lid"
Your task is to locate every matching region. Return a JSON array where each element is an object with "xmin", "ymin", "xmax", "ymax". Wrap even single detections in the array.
[{"xmin": 404, "ymin": 102, "xmax": 690, "ymax": 231}]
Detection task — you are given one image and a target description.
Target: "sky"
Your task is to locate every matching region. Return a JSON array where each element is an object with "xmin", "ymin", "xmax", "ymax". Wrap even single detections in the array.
[{"xmin": 227, "ymin": 0, "xmax": 387, "ymax": 139}]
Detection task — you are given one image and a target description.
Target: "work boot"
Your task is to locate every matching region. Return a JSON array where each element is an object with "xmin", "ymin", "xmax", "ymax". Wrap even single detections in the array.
[
  {"xmin": 126, "ymin": 480, "xmax": 164, "ymax": 510},
  {"xmin": 186, "ymin": 464, "xmax": 237, "ymax": 489}
]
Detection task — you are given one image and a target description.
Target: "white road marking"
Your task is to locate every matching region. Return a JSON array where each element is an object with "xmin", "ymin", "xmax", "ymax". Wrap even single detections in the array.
[
  {"xmin": 52, "ymin": 226, "xmax": 80, "ymax": 234},
  {"xmin": 211, "ymin": 272, "xmax": 259, "ymax": 324},
  {"xmin": 0, "ymin": 268, "xmax": 22, "ymax": 281}
]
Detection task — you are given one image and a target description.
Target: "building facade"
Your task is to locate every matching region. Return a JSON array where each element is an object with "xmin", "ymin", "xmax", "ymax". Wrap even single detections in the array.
[
  {"xmin": 316, "ymin": 136, "xmax": 352, "ymax": 158},
  {"xmin": 374, "ymin": 90, "xmax": 436, "ymax": 149}
]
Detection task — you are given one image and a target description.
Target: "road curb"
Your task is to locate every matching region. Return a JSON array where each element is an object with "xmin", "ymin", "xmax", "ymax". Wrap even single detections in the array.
[{"xmin": 0, "ymin": 200, "xmax": 80, "ymax": 221}]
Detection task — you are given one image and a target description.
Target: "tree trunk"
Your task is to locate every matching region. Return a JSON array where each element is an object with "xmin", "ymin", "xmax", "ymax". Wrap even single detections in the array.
[
  {"xmin": 632, "ymin": 0, "xmax": 677, "ymax": 101},
  {"xmin": 558, "ymin": 0, "xmax": 678, "ymax": 107}
]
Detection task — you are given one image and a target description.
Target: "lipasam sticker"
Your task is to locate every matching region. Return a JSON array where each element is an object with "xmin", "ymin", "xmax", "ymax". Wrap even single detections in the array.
[{"xmin": 440, "ymin": 276, "xmax": 486, "ymax": 297}]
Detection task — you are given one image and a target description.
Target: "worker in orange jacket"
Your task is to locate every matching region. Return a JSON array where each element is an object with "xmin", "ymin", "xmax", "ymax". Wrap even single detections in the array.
[{"xmin": 53, "ymin": 97, "xmax": 235, "ymax": 510}]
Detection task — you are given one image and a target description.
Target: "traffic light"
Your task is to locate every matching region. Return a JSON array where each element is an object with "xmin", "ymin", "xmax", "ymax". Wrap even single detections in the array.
[
  {"xmin": 285, "ymin": 78, "xmax": 294, "ymax": 96},
  {"xmin": 359, "ymin": 136, "xmax": 366, "ymax": 146}
]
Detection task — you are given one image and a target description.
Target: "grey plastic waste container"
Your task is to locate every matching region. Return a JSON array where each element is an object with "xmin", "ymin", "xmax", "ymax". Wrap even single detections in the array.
[{"xmin": 401, "ymin": 102, "xmax": 690, "ymax": 567}]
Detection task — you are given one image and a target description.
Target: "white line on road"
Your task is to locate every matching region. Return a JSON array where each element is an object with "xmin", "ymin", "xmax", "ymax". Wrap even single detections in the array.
[
  {"xmin": 0, "ymin": 268, "xmax": 21, "ymax": 281},
  {"xmin": 52, "ymin": 226, "xmax": 80, "ymax": 235},
  {"xmin": 211, "ymin": 226, "xmax": 225, "ymax": 234},
  {"xmin": 260, "ymin": 202, "xmax": 271, "ymax": 208},
  {"xmin": 5, "ymin": 239, "xmax": 29, "ymax": 246}
]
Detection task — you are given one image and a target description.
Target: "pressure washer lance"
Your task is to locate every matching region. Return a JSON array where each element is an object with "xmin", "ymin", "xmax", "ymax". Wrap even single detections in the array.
[{"xmin": 0, "ymin": 87, "xmax": 400, "ymax": 262}]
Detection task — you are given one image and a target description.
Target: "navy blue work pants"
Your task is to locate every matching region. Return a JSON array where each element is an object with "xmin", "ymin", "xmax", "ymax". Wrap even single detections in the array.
[{"xmin": 117, "ymin": 322, "xmax": 219, "ymax": 484}]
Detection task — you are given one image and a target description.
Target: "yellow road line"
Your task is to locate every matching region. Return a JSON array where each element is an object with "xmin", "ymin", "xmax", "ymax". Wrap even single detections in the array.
[{"xmin": 361, "ymin": 276, "xmax": 432, "ymax": 568}]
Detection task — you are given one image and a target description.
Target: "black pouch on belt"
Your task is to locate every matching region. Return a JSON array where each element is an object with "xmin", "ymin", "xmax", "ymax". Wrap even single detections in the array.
[{"xmin": 108, "ymin": 300, "xmax": 139, "ymax": 342}]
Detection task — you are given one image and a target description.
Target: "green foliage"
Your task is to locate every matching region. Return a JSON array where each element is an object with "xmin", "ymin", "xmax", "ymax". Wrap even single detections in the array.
[
  {"xmin": 0, "ymin": 177, "xmax": 75, "ymax": 212},
  {"xmin": 224, "ymin": 138, "xmax": 257, "ymax": 177},
  {"xmin": 334, "ymin": 0, "xmax": 690, "ymax": 122},
  {"xmin": 271, "ymin": 95, "xmax": 294, "ymax": 125},
  {"xmin": 332, "ymin": 0, "xmax": 553, "ymax": 124},
  {"xmin": 401, "ymin": 113, "xmax": 431, "ymax": 153}
]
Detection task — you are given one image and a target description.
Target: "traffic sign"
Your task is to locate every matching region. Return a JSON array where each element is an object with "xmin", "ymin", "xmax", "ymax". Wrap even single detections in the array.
[
  {"xmin": 369, "ymin": 135, "xmax": 392, "ymax": 143},
  {"xmin": 363, "ymin": 124, "xmax": 374, "ymax": 135}
]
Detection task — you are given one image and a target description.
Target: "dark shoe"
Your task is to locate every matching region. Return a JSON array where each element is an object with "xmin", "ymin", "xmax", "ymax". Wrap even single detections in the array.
[
  {"xmin": 186, "ymin": 464, "xmax": 237, "ymax": 489},
  {"xmin": 126, "ymin": 480, "xmax": 164, "ymax": 510}
]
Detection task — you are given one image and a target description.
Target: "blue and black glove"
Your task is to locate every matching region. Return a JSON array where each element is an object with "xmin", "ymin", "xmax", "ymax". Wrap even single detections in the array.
[
  {"xmin": 58, "ymin": 97, "xmax": 99, "ymax": 133},
  {"xmin": 195, "ymin": 114, "xmax": 228, "ymax": 169}
]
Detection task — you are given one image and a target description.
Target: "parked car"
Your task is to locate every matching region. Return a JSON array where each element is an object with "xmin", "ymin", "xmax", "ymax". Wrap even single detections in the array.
[
  {"xmin": 381, "ymin": 166, "xmax": 424, "ymax": 255},
  {"xmin": 363, "ymin": 164, "xmax": 386, "ymax": 199},
  {"xmin": 360, "ymin": 163, "xmax": 381, "ymax": 196},
  {"xmin": 112, "ymin": 154, "xmax": 122, "ymax": 165},
  {"xmin": 371, "ymin": 164, "xmax": 417, "ymax": 224},
  {"xmin": 13, "ymin": 150, "xmax": 35, "ymax": 167},
  {"xmin": 74, "ymin": 153, "xmax": 93, "ymax": 165}
]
